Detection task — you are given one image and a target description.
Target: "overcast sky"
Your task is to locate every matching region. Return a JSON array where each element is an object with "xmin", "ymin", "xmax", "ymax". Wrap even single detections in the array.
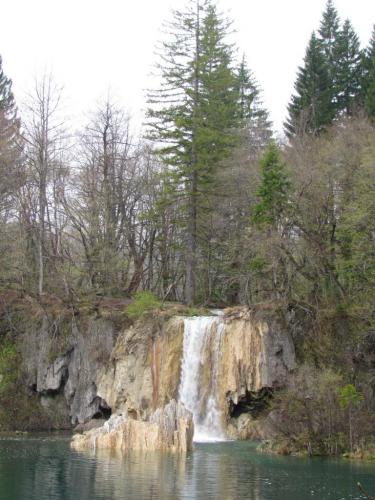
[{"xmin": 1, "ymin": 0, "xmax": 374, "ymax": 134}]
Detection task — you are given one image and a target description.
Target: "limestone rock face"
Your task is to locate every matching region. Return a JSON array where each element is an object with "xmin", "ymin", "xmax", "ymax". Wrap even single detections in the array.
[
  {"xmin": 96, "ymin": 310, "xmax": 294, "ymax": 423},
  {"xmin": 86, "ymin": 308, "xmax": 294, "ymax": 439},
  {"xmin": 226, "ymin": 412, "xmax": 280, "ymax": 441},
  {"xmin": 21, "ymin": 316, "xmax": 116, "ymax": 425},
  {"xmin": 71, "ymin": 400, "xmax": 193, "ymax": 453},
  {"xmin": 219, "ymin": 309, "xmax": 295, "ymax": 411},
  {"xmin": 96, "ymin": 316, "xmax": 184, "ymax": 420},
  {"xmin": 37, "ymin": 354, "xmax": 69, "ymax": 393},
  {"xmin": 62, "ymin": 318, "xmax": 114, "ymax": 424}
]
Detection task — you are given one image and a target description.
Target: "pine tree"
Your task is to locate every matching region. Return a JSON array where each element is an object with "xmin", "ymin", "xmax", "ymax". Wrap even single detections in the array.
[
  {"xmin": 363, "ymin": 26, "xmax": 375, "ymax": 118},
  {"xmin": 0, "ymin": 56, "xmax": 17, "ymax": 117},
  {"xmin": 147, "ymin": 0, "xmax": 239, "ymax": 304},
  {"xmin": 361, "ymin": 25, "xmax": 375, "ymax": 86},
  {"xmin": 318, "ymin": 0, "xmax": 341, "ymax": 109},
  {"xmin": 365, "ymin": 61, "xmax": 375, "ymax": 118},
  {"xmin": 335, "ymin": 19, "xmax": 363, "ymax": 115},
  {"xmin": 0, "ymin": 56, "xmax": 19, "ymax": 157},
  {"xmin": 253, "ymin": 142, "xmax": 291, "ymax": 228},
  {"xmin": 0, "ymin": 55, "xmax": 20, "ymax": 212},
  {"xmin": 318, "ymin": 0, "xmax": 340, "ymax": 67},
  {"xmin": 235, "ymin": 55, "xmax": 272, "ymax": 152},
  {"xmin": 285, "ymin": 32, "xmax": 333, "ymax": 137},
  {"xmin": 194, "ymin": 4, "xmax": 239, "ymax": 184}
]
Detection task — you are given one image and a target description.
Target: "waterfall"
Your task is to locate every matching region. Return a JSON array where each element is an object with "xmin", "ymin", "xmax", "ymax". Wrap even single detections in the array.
[{"xmin": 179, "ymin": 315, "xmax": 226, "ymax": 442}]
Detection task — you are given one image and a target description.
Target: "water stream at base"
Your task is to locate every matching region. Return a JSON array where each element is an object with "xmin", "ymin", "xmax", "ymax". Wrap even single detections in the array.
[{"xmin": 179, "ymin": 315, "xmax": 226, "ymax": 443}]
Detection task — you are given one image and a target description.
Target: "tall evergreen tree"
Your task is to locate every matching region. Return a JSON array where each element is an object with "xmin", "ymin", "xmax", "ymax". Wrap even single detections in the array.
[
  {"xmin": 318, "ymin": 0, "xmax": 340, "ymax": 67},
  {"xmin": 318, "ymin": 0, "xmax": 341, "ymax": 108},
  {"xmin": 335, "ymin": 19, "xmax": 363, "ymax": 115},
  {"xmin": 364, "ymin": 61, "xmax": 375, "ymax": 119},
  {"xmin": 362, "ymin": 26, "xmax": 375, "ymax": 118},
  {"xmin": 147, "ymin": 0, "xmax": 239, "ymax": 304},
  {"xmin": 0, "ymin": 56, "xmax": 17, "ymax": 117},
  {"xmin": 0, "ymin": 55, "xmax": 20, "ymax": 213},
  {"xmin": 285, "ymin": 32, "xmax": 332, "ymax": 137},
  {"xmin": 285, "ymin": 1, "xmax": 365, "ymax": 136},
  {"xmin": 361, "ymin": 25, "xmax": 375, "ymax": 84},
  {"xmin": 253, "ymin": 142, "xmax": 291, "ymax": 228},
  {"xmin": 236, "ymin": 56, "xmax": 272, "ymax": 152}
]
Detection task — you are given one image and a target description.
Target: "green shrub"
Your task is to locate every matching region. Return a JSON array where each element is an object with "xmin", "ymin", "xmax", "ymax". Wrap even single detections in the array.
[
  {"xmin": 339, "ymin": 384, "xmax": 364, "ymax": 409},
  {"xmin": 126, "ymin": 291, "xmax": 162, "ymax": 319},
  {"xmin": 184, "ymin": 307, "xmax": 201, "ymax": 317},
  {"xmin": 271, "ymin": 365, "xmax": 374, "ymax": 456}
]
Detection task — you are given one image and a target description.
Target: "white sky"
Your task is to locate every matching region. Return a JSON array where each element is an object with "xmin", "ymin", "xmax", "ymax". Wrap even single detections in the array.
[{"xmin": 1, "ymin": 0, "xmax": 374, "ymax": 134}]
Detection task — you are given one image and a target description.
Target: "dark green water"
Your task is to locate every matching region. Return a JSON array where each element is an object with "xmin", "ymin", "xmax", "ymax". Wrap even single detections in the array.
[{"xmin": 0, "ymin": 435, "xmax": 374, "ymax": 500}]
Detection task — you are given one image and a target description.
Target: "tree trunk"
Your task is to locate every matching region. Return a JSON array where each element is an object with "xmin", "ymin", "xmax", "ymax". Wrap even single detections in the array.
[
  {"xmin": 185, "ymin": 186, "xmax": 197, "ymax": 305},
  {"xmin": 38, "ymin": 165, "xmax": 47, "ymax": 296},
  {"xmin": 185, "ymin": 0, "xmax": 200, "ymax": 306}
]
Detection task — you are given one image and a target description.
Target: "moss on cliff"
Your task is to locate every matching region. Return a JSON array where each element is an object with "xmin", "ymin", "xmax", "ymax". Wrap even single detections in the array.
[{"xmin": 0, "ymin": 338, "xmax": 68, "ymax": 431}]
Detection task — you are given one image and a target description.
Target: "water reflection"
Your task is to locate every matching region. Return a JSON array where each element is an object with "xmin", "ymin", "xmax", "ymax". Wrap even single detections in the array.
[
  {"xmin": 75, "ymin": 445, "xmax": 263, "ymax": 500},
  {"xmin": 0, "ymin": 437, "xmax": 374, "ymax": 500}
]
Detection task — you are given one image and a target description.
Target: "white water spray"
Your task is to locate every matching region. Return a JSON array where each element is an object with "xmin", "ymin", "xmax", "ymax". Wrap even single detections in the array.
[{"xmin": 179, "ymin": 315, "xmax": 226, "ymax": 442}]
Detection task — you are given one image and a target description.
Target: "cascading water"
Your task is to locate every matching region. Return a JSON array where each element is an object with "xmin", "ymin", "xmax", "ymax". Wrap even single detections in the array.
[{"xmin": 179, "ymin": 315, "xmax": 226, "ymax": 442}]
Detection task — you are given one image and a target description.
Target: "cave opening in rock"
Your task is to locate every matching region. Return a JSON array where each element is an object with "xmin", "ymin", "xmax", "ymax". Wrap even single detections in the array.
[
  {"xmin": 93, "ymin": 400, "xmax": 112, "ymax": 419},
  {"xmin": 228, "ymin": 388, "xmax": 273, "ymax": 418}
]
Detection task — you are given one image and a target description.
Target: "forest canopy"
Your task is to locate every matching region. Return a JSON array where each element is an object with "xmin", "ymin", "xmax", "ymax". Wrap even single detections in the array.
[{"xmin": 0, "ymin": 0, "xmax": 373, "ymax": 313}]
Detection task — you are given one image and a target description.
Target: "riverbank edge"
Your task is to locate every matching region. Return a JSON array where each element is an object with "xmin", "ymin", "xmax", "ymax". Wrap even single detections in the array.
[{"xmin": 257, "ymin": 439, "xmax": 375, "ymax": 462}]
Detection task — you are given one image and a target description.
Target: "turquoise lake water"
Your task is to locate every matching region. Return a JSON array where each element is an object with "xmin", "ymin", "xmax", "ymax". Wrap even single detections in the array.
[{"xmin": 0, "ymin": 434, "xmax": 374, "ymax": 499}]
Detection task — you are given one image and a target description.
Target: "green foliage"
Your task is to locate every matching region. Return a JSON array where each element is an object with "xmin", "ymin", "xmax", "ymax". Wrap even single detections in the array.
[
  {"xmin": 286, "ymin": 2, "xmax": 367, "ymax": 136},
  {"xmin": 361, "ymin": 25, "xmax": 375, "ymax": 116},
  {"xmin": 0, "ymin": 55, "xmax": 20, "ymax": 212},
  {"xmin": 0, "ymin": 55, "xmax": 17, "ymax": 117},
  {"xmin": 318, "ymin": 0, "xmax": 340, "ymax": 89},
  {"xmin": 365, "ymin": 58, "xmax": 375, "ymax": 118},
  {"xmin": 285, "ymin": 32, "xmax": 334, "ymax": 136},
  {"xmin": 335, "ymin": 148, "xmax": 375, "ymax": 304},
  {"xmin": 0, "ymin": 343, "xmax": 18, "ymax": 394},
  {"xmin": 147, "ymin": 0, "xmax": 248, "ymax": 303},
  {"xmin": 147, "ymin": 1, "xmax": 239, "ymax": 186},
  {"xmin": 285, "ymin": 0, "xmax": 342, "ymax": 136},
  {"xmin": 235, "ymin": 55, "xmax": 272, "ymax": 149},
  {"xmin": 253, "ymin": 142, "xmax": 291, "ymax": 227},
  {"xmin": 126, "ymin": 291, "xmax": 162, "ymax": 319},
  {"xmin": 272, "ymin": 365, "xmax": 373, "ymax": 456},
  {"xmin": 0, "ymin": 340, "xmax": 61, "ymax": 431},
  {"xmin": 318, "ymin": 0, "xmax": 340, "ymax": 55},
  {"xmin": 335, "ymin": 19, "xmax": 363, "ymax": 115},
  {"xmin": 184, "ymin": 307, "xmax": 202, "ymax": 317},
  {"xmin": 339, "ymin": 384, "xmax": 364, "ymax": 409},
  {"xmin": 249, "ymin": 257, "xmax": 268, "ymax": 273},
  {"xmin": 272, "ymin": 365, "xmax": 344, "ymax": 455}
]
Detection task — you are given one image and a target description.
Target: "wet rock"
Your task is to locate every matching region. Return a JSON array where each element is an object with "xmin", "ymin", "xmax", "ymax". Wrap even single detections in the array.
[
  {"xmin": 71, "ymin": 400, "xmax": 193, "ymax": 453},
  {"xmin": 227, "ymin": 412, "xmax": 280, "ymax": 440},
  {"xmin": 74, "ymin": 418, "xmax": 107, "ymax": 433}
]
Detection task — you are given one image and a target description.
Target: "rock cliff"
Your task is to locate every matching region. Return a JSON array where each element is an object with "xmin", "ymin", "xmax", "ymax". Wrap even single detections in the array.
[
  {"xmin": 20, "ymin": 315, "xmax": 116, "ymax": 426},
  {"xmin": 12, "ymin": 304, "xmax": 295, "ymax": 440}
]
